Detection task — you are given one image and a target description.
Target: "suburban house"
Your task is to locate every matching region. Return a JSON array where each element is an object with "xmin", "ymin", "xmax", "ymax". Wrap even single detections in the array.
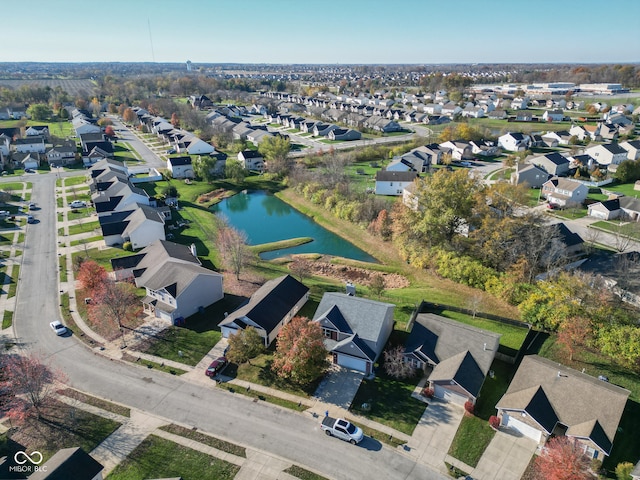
[
  {"xmin": 511, "ymin": 163, "xmax": 549, "ymax": 188},
  {"xmin": 495, "ymin": 355, "xmax": 629, "ymax": 460},
  {"xmin": 498, "ymin": 132, "xmax": 531, "ymax": 152},
  {"xmin": 541, "ymin": 130, "xmax": 572, "ymax": 146},
  {"xmin": 25, "ymin": 125, "xmax": 49, "ymax": 138},
  {"xmin": 542, "ymin": 109, "xmax": 565, "ymax": 122},
  {"xmin": 13, "ymin": 152, "xmax": 39, "ymax": 170},
  {"xmin": 13, "ymin": 136, "xmax": 45, "ymax": 154},
  {"xmin": 541, "ymin": 177, "xmax": 588, "ymax": 207},
  {"xmin": 569, "ymin": 124, "xmax": 600, "ymax": 142},
  {"xmin": 618, "ymin": 196, "xmax": 640, "ymax": 221},
  {"xmin": 218, "ymin": 275, "xmax": 309, "ymax": 347},
  {"xmin": 46, "ymin": 142, "xmax": 77, "ymax": 166},
  {"xmin": 328, "ymin": 128, "xmax": 361, "ymax": 141},
  {"xmin": 403, "ymin": 313, "xmax": 500, "ymax": 405},
  {"xmin": 530, "ymin": 152, "xmax": 571, "ymax": 176},
  {"xmin": 375, "ymin": 170, "xmax": 418, "ymax": 196},
  {"xmin": 237, "ymin": 150, "xmax": 264, "ymax": 171},
  {"xmin": 99, "ymin": 204, "xmax": 166, "ymax": 249},
  {"xmin": 312, "ymin": 293, "xmax": 394, "ymax": 375},
  {"xmin": 72, "ymin": 117, "xmax": 101, "ymax": 136},
  {"xmin": 28, "ymin": 447, "xmax": 103, "ymax": 480},
  {"xmin": 620, "ymin": 140, "xmax": 640, "ymax": 161},
  {"xmin": 439, "ymin": 140, "xmax": 473, "ymax": 160},
  {"xmin": 587, "ymin": 198, "xmax": 621, "ymax": 221},
  {"xmin": 585, "ymin": 143, "xmax": 628, "ymax": 166},
  {"xmin": 167, "ymin": 156, "xmax": 194, "ymax": 179},
  {"xmin": 111, "ymin": 240, "xmax": 223, "ymax": 322},
  {"xmin": 470, "ymin": 140, "xmax": 499, "ymax": 157},
  {"xmin": 183, "ymin": 137, "xmax": 215, "ymax": 155}
]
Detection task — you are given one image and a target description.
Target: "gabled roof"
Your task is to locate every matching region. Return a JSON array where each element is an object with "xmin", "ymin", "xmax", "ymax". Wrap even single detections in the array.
[
  {"xmin": 168, "ymin": 156, "xmax": 192, "ymax": 167},
  {"xmin": 566, "ymin": 419, "xmax": 612, "ymax": 455},
  {"xmin": 619, "ymin": 196, "xmax": 640, "ymax": 213},
  {"xmin": 312, "ymin": 293, "xmax": 394, "ymax": 344},
  {"xmin": 332, "ymin": 333, "xmax": 377, "ymax": 361},
  {"xmin": 429, "ymin": 350, "xmax": 487, "ymax": 398},
  {"xmin": 219, "ymin": 275, "xmax": 308, "ymax": 336},
  {"xmin": 29, "ymin": 447, "xmax": 103, "ymax": 480},
  {"xmin": 496, "ymin": 355, "xmax": 629, "ymax": 455},
  {"xmin": 591, "ymin": 198, "xmax": 620, "ymax": 212},
  {"xmin": 316, "ymin": 304, "xmax": 353, "ymax": 334},
  {"xmin": 375, "ymin": 170, "xmax": 418, "ymax": 182}
]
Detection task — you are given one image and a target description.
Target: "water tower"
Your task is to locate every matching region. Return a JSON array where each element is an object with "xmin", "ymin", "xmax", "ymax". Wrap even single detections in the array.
[{"xmin": 186, "ymin": 60, "xmax": 192, "ymax": 72}]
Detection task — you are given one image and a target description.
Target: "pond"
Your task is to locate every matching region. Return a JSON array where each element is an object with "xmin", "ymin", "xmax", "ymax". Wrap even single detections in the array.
[{"xmin": 210, "ymin": 191, "xmax": 377, "ymax": 262}]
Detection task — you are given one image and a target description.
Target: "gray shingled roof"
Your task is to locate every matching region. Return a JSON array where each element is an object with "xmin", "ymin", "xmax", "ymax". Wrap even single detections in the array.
[
  {"xmin": 496, "ymin": 355, "xmax": 629, "ymax": 455},
  {"xmin": 375, "ymin": 170, "xmax": 418, "ymax": 182},
  {"xmin": 29, "ymin": 447, "xmax": 103, "ymax": 480},
  {"xmin": 312, "ymin": 293, "xmax": 394, "ymax": 345}
]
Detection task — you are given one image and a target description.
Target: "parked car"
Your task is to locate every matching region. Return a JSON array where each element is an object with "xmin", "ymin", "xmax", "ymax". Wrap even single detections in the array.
[
  {"xmin": 27, "ymin": 215, "xmax": 34, "ymax": 224},
  {"xmin": 70, "ymin": 200, "xmax": 87, "ymax": 208},
  {"xmin": 25, "ymin": 168, "xmax": 35, "ymax": 174},
  {"xmin": 321, "ymin": 417, "xmax": 364, "ymax": 445},
  {"xmin": 166, "ymin": 149, "xmax": 176, "ymax": 154},
  {"xmin": 49, "ymin": 320, "xmax": 68, "ymax": 336},
  {"xmin": 205, "ymin": 356, "xmax": 228, "ymax": 377},
  {"xmin": 28, "ymin": 203, "xmax": 36, "ymax": 210}
]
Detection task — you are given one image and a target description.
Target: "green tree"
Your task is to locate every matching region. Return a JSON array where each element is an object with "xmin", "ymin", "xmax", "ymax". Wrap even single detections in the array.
[
  {"xmin": 225, "ymin": 160, "xmax": 247, "ymax": 183},
  {"xmin": 226, "ymin": 327, "xmax": 265, "ymax": 365},
  {"xmin": 193, "ymin": 155, "xmax": 217, "ymax": 182},
  {"xmin": 409, "ymin": 169, "xmax": 484, "ymax": 246},
  {"xmin": 27, "ymin": 103, "xmax": 52, "ymax": 121},
  {"xmin": 597, "ymin": 324, "xmax": 640, "ymax": 370},
  {"xmin": 161, "ymin": 184, "xmax": 179, "ymax": 199},
  {"xmin": 614, "ymin": 159, "xmax": 640, "ymax": 183},
  {"xmin": 259, "ymin": 135, "xmax": 291, "ymax": 176},
  {"xmin": 272, "ymin": 316, "xmax": 328, "ymax": 385},
  {"xmin": 615, "ymin": 461, "xmax": 634, "ymax": 480}
]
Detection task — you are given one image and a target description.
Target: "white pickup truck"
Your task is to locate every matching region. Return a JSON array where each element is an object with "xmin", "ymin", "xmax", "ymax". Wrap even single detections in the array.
[{"xmin": 320, "ymin": 416, "xmax": 364, "ymax": 445}]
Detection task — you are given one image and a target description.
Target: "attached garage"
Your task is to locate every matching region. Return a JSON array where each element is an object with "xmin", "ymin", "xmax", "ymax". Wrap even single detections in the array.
[
  {"xmin": 336, "ymin": 354, "xmax": 368, "ymax": 373},
  {"xmin": 502, "ymin": 413, "xmax": 543, "ymax": 443},
  {"xmin": 434, "ymin": 385, "xmax": 468, "ymax": 406}
]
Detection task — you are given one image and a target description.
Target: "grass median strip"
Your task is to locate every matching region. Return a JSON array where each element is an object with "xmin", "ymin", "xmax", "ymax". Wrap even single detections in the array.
[
  {"xmin": 2, "ymin": 310, "xmax": 12, "ymax": 329},
  {"xmin": 217, "ymin": 382, "xmax": 308, "ymax": 412},
  {"xmin": 7, "ymin": 266, "xmax": 18, "ymax": 298},
  {"xmin": 122, "ymin": 353, "xmax": 187, "ymax": 375},
  {"xmin": 284, "ymin": 465, "xmax": 330, "ymax": 480},
  {"xmin": 159, "ymin": 423, "xmax": 246, "ymax": 458},
  {"xmin": 58, "ymin": 387, "xmax": 131, "ymax": 417}
]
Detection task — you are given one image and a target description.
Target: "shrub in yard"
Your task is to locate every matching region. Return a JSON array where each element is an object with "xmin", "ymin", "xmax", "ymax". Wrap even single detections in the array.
[
  {"xmin": 422, "ymin": 387, "xmax": 434, "ymax": 398},
  {"xmin": 123, "ymin": 241, "xmax": 132, "ymax": 251},
  {"xmin": 489, "ymin": 415, "xmax": 500, "ymax": 429},
  {"xmin": 464, "ymin": 400, "xmax": 475, "ymax": 415}
]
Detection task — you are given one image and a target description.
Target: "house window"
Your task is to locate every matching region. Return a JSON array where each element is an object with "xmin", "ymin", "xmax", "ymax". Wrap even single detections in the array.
[{"xmin": 322, "ymin": 328, "xmax": 332, "ymax": 338}]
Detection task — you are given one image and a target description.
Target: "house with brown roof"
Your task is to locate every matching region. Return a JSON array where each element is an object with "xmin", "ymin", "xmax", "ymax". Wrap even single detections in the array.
[
  {"xmin": 496, "ymin": 355, "xmax": 629, "ymax": 460},
  {"xmin": 403, "ymin": 313, "xmax": 501, "ymax": 406}
]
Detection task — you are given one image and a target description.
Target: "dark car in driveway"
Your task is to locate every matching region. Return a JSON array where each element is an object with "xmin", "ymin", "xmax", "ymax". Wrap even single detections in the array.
[{"xmin": 205, "ymin": 356, "xmax": 228, "ymax": 378}]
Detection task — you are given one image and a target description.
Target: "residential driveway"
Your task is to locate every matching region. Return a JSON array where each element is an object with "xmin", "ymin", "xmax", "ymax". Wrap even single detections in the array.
[
  {"xmin": 313, "ymin": 366, "xmax": 364, "ymax": 409},
  {"xmin": 472, "ymin": 430, "xmax": 538, "ymax": 480},
  {"xmin": 404, "ymin": 400, "xmax": 464, "ymax": 475}
]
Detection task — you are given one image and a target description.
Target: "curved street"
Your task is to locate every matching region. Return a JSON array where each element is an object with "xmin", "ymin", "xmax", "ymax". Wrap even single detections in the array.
[{"xmin": 7, "ymin": 169, "xmax": 447, "ymax": 480}]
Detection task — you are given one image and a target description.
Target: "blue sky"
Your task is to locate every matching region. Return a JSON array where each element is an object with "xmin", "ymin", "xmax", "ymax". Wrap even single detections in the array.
[{"xmin": 4, "ymin": 0, "xmax": 639, "ymax": 64}]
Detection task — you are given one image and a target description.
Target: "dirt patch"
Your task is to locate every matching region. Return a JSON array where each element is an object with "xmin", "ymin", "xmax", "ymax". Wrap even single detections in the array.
[
  {"xmin": 291, "ymin": 259, "xmax": 410, "ymax": 289},
  {"xmin": 196, "ymin": 188, "xmax": 233, "ymax": 205},
  {"xmin": 222, "ymin": 271, "xmax": 266, "ymax": 298}
]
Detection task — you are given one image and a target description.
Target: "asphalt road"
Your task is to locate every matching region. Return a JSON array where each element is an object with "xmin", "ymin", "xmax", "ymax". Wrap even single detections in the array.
[{"xmin": 10, "ymin": 171, "xmax": 447, "ymax": 480}]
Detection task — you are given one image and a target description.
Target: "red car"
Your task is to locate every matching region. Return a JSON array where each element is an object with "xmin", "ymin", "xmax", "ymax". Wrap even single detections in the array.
[{"xmin": 205, "ymin": 356, "xmax": 228, "ymax": 377}]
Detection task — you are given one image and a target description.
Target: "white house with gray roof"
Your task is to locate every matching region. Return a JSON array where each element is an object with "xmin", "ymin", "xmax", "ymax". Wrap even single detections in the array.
[
  {"xmin": 312, "ymin": 293, "xmax": 394, "ymax": 374},
  {"xmin": 403, "ymin": 313, "xmax": 500, "ymax": 405},
  {"xmin": 111, "ymin": 240, "xmax": 223, "ymax": 322},
  {"xmin": 496, "ymin": 355, "xmax": 629, "ymax": 460}
]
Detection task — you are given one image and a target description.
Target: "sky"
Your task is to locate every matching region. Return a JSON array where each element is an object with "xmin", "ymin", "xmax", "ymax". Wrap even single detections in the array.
[{"xmin": 3, "ymin": 0, "xmax": 639, "ymax": 64}]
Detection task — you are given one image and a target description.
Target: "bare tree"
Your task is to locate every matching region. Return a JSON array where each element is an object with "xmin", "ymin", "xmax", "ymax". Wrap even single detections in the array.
[
  {"xmin": 289, "ymin": 258, "xmax": 313, "ymax": 283},
  {"xmin": 216, "ymin": 216, "xmax": 254, "ymax": 280},
  {"xmin": 467, "ymin": 293, "xmax": 483, "ymax": 319},
  {"xmin": 369, "ymin": 274, "xmax": 386, "ymax": 299},
  {"xmin": 383, "ymin": 346, "xmax": 415, "ymax": 379},
  {"xmin": 612, "ymin": 220, "xmax": 638, "ymax": 253},
  {"xmin": 89, "ymin": 279, "xmax": 141, "ymax": 347}
]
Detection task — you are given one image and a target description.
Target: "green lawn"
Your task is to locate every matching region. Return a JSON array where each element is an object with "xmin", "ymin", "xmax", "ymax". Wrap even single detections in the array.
[
  {"xmin": 70, "ymin": 235, "xmax": 103, "ymax": 247},
  {"xmin": 72, "ymin": 247, "xmax": 123, "ymax": 271},
  {"xmin": 7, "ymin": 266, "xmax": 18, "ymax": 298},
  {"xmin": 591, "ymin": 220, "xmax": 640, "ymax": 240},
  {"xmin": 159, "ymin": 424, "xmax": 246, "ymax": 457},
  {"xmin": 2, "ymin": 310, "xmax": 12, "ymax": 329},
  {"xmin": 63, "ymin": 175, "xmax": 88, "ymax": 187},
  {"xmin": 62, "ymin": 220, "xmax": 100, "ymax": 236},
  {"xmin": 139, "ymin": 297, "xmax": 243, "ymax": 366},
  {"xmin": 0, "ymin": 119, "xmax": 73, "ymax": 138},
  {"xmin": 428, "ymin": 309, "xmax": 529, "ymax": 356},
  {"xmin": 67, "ymin": 209, "xmax": 94, "ymax": 222},
  {"xmin": 59, "ymin": 256, "xmax": 67, "ymax": 283},
  {"xmin": 604, "ymin": 181, "xmax": 640, "ymax": 197},
  {"xmin": 217, "ymin": 383, "xmax": 308, "ymax": 412},
  {"xmin": 284, "ymin": 465, "xmax": 330, "ymax": 480},
  {"xmin": 107, "ymin": 435, "xmax": 240, "ymax": 480},
  {"xmin": 447, "ymin": 414, "xmax": 496, "ymax": 467}
]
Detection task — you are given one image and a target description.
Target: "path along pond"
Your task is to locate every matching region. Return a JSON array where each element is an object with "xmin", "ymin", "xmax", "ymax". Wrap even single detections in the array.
[{"xmin": 210, "ymin": 191, "xmax": 377, "ymax": 262}]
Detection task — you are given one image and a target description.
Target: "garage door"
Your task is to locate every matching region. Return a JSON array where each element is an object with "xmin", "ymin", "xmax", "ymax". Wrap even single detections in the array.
[
  {"xmin": 157, "ymin": 309, "xmax": 172, "ymax": 322},
  {"xmin": 503, "ymin": 414, "xmax": 542, "ymax": 442},
  {"xmin": 337, "ymin": 354, "xmax": 367, "ymax": 373},
  {"xmin": 434, "ymin": 385, "xmax": 467, "ymax": 405}
]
